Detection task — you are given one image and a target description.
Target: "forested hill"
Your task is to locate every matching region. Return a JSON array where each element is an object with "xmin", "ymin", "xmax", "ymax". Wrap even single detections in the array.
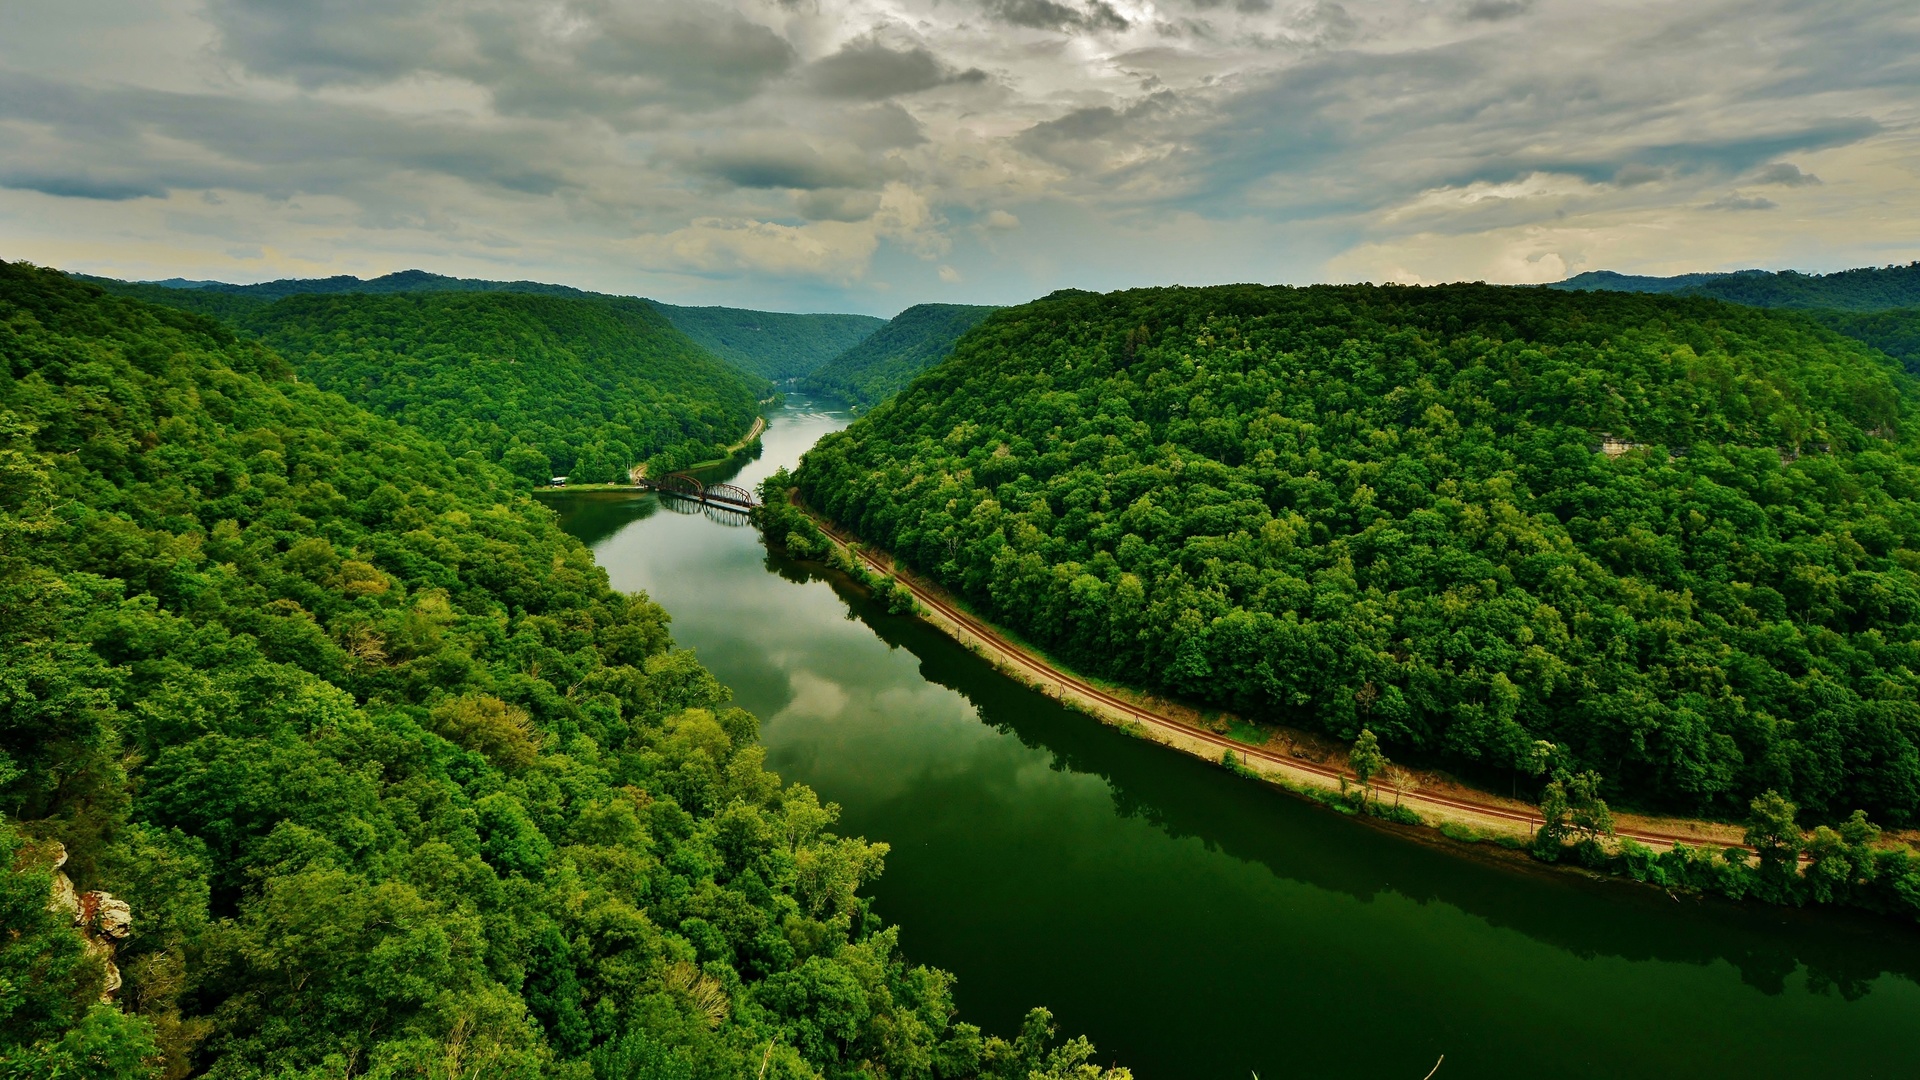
[
  {"xmin": 1811, "ymin": 308, "xmax": 1920, "ymax": 375},
  {"xmin": 648, "ymin": 303, "xmax": 884, "ymax": 381},
  {"xmin": 243, "ymin": 292, "xmax": 763, "ymax": 483},
  {"xmin": 80, "ymin": 271, "xmax": 885, "ymax": 382},
  {"xmin": 1550, "ymin": 269, "xmax": 1766, "ymax": 296},
  {"xmin": 81, "ymin": 267, "xmax": 591, "ymax": 302},
  {"xmin": 1555, "ymin": 261, "xmax": 1920, "ymax": 310},
  {"xmin": 797, "ymin": 283, "xmax": 1920, "ymax": 828},
  {"xmin": 67, "ymin": 273, "xmax": 767, "ymax": 483},
  {"xmin": 801, "ymin": 303, "xmax": 1001, "ymax": 407},
  {"xmin": 0, "ymin": 262, "xmax": 1123, "ymax": 1078}
]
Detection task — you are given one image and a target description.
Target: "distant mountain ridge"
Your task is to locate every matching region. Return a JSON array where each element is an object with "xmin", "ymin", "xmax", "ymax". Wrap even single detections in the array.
[
  {"xmin": 98, "ymin": 267, "xmax": 591, "ymax": 299},
  {"xmin": 65, "ymin": 270, "xmax": 768, "ymax": 483},
  {"xmin": 77, "ymin": 268, "xmax": 884, "ymax": 380},
  {"xmin": 1550, "ymin": 269, "xmax": 1770, "ymax": 295},
  {"xmin": 244, "ymin": 291, "xmax": 764, "ymax": 483},
  {"xmin": 650, "ymin": 303, "xmax": 883, "ymax": 381},
  {"xmin": 801, "ymin": 303, "xmax": 1001, "ymax": 407},
  {"xmin": 1552, "ymin": 261, "xmax": 1920, "ymax": 311}
]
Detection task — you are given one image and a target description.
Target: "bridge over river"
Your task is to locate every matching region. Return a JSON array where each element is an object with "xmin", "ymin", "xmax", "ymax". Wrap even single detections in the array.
[{"xmin": 636, "ymin": 472, "xmax": 762, "ymax": 515}]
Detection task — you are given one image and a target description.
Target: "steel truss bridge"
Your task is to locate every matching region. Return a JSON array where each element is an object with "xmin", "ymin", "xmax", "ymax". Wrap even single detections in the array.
[{"xmin": 639, "ymin": 472, "xmax": 762, "ymax": 523}]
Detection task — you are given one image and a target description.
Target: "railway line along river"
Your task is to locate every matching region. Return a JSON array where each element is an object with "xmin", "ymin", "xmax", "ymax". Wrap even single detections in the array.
[{"xmin": 543, "ymin": 398, "xmax": 1920, "ymax": 1080}]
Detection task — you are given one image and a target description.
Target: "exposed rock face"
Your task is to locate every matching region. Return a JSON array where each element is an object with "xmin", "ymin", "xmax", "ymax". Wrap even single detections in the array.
[
  {"xmin": 88, "ymin": 892, "xmax": 134, "ymax": 941},
  {"xmin": 41, "ymin": 842, "xmax": 132, "ymax": 1001}
]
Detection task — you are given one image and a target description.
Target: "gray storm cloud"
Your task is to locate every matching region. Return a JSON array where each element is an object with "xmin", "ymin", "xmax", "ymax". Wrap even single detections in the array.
[
  {"xmin": 0, "ymin": 0, "xmax": 1916, "ymax": 308},
  {"xmin": 687, "ymin": 137, "xmax": 887, "ymax": 191},
  {"xmin": 807, "ymin": 40, "xmax": 988, "ymax": 100}
]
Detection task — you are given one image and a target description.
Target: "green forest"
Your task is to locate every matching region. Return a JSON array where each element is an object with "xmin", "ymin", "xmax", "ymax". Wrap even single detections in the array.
[
  {"xmin": 77, "ymin": 279, "xmax": 281, "ymax": 326},
  {"xmin": 794, "ymin": 283, "xmax": 1920, "ymax": 828},
  {"xmin": 1685, "ymin": 262, "xmax": 1920, "ymax": 311},
  {"xmin": 80, "ymin": 269, "xmax": 595, "ymax": 304},
  {"xmin": 1553, "ymin": 263, "xmax": 1920, "ymax": 376},
  {"xmin": 79, "ymin": 280, "xmax": 768, "ymax": 485},
  {"xmin": 1556, "ymin": 261, "xmax": 1920, "ymax": 311},
  {"xmin": 0, "ymin": 263, "xmax": 1124, "ymax": 1079},
  {"xmin": 803, "ymin": 305, "xmax": 1000, "ymax": 408},
  {"xmin": 1808, "ymin": 309, "xmax": 1920, "ymax": 375},
  {"xmin": 648, "ymin": 304, "xmax": 883, "ymax": 382},
  {"xmin": 81, "ymin": 271, "xmax": 887, "ymax": 385},
  {"xmin": 246, "ymin": 293, "xmax": 764, "ymax": 484}
]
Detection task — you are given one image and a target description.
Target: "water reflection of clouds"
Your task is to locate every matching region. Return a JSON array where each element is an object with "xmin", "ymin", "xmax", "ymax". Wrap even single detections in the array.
[
  {"xmin": 767, "ymin": 666, "xmax": 1010, "ymax": 804},
  {"xmin": 776, "ymin": 669, "xmax": 849, "ymax": 723}
]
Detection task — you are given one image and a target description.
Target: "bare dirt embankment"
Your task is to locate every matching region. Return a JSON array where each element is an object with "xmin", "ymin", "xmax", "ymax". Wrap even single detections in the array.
[{"xmin": 801, "ymin": 506, "xmax": 1763, "ymax": 855}]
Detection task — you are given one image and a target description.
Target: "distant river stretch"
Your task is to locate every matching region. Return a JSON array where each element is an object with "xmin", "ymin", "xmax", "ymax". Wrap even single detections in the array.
[{"xmin": 545, "ymin": 399, "xmax": 1920, "ymax": 1080}]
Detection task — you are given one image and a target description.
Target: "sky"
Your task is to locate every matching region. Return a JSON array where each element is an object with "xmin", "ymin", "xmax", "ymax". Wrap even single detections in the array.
[{"xmin": 1, "ymin": 0, "xmax": 1918, "ymax": 315}]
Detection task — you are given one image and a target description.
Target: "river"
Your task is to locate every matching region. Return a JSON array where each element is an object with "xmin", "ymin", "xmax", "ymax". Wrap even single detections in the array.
[{"xmin": 543, "ymin": 399, "xmax": 1920, "ymax": 1079}]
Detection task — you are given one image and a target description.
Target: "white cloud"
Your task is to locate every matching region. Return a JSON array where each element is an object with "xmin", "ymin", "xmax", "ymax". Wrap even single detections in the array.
[{"xmin": 1, "ymin": 0, "xmax": 1917, "ymax": 308}]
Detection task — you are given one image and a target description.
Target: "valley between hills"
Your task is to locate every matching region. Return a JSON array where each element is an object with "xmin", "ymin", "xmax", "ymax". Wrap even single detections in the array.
[{"xmin": 10, "ymin": 260, "xmax": 1920, "ymax": 1078}]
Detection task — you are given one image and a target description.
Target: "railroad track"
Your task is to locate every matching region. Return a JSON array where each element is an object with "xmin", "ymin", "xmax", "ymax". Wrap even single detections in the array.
[{"xmin": 811, "ymin": 516, "xmax": 1752, "ymax": 856}]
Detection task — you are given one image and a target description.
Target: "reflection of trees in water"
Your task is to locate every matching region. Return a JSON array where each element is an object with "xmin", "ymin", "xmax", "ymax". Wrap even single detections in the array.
[
  {"xmin": 693, "ymin": 527, "xmax": 1920, "ymax": 1009},
  {"xmin": 546, "ymin": 437, "xmax": 764, "ymax": 542},
  {"xmin": 658, "ymin": 493, "xmax": 754, "ymax": 526},
  {"xmin": 542, "ymin": 491, "xmax": 661, "ymax": 547},
  {"xmin": 780, "ymin": 554, "xmax": 1920, "ymax": 1003}
]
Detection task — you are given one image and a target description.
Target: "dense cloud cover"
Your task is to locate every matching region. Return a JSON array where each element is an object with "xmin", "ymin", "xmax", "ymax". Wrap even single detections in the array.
[{"xmin": 2, "ymin": 0, "xmax": 1917, "ymax": 309}]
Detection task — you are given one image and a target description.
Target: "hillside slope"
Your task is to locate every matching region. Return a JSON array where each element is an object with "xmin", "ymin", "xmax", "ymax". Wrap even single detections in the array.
[
  {"xmin": 82, "ymin": 267, "xmax": 591, "ymax": 302},
  {"xmin": 797, "ymin": 283, "xmax": 1920, "ymax": 826},
  {"xmin": 245, "ymin": 292, "xmax": 763, "ymax": 483},
  {"xmin": 1555, "ymin": 262, "xmax": 1920, "ymax": 311},
  {"xmin": 802, "ymin": 304, "xmax": 1000, "ymax": 407},
  {"xmin": 1809, "ymin": 308, "xmax": 1920, "ymax": 375},
  {"xmin": 0, "ymin": 262, "xmax": 1120, "ymax": 1078},
  {"xmin": 1552, "ymin": 270, "xmax": 1762, "ymax": 295},
  {"xmin": 81, "ymin": 271, "xmax": 885, "ymax": 382},
  {"xmin": 649, "ymin": 303, "xmax": 884, "ymax": 381}
]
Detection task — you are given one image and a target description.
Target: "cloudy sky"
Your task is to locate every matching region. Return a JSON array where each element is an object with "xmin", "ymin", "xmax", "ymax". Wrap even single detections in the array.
[{"xmin": 2, "ymin": 0, "xmax": 1917, "ymax": 313}]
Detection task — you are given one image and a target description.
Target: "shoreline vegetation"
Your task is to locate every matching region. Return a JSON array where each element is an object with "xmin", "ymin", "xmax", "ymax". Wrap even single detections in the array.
[
  {"xmin": 784, "ymin": 282, "xmax": 1920, "ymax": 925},
  {"xmin": 755, "ymin": 476, "xmax": 1920, "ymax": 926},
  {"xmin": 533, "ymin": 416, "xmax": 772, "ymax": 495}
]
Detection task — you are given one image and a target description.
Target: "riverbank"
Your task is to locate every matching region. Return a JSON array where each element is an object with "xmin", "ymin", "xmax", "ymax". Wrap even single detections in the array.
[
  {"xmin": 545, "ymin": 406, "xmax": 1920, "ymax": 1079},
  {"xmin": 793, "ymin": 501, "xmax": 1761, "ymax": 853},
  {"xmin": 698, "ymin": 414, "xmax": 767, "ymax": 465},
  {"xmin": 538, "ymin": 418, "xmax": 772, "ymax": 495}
]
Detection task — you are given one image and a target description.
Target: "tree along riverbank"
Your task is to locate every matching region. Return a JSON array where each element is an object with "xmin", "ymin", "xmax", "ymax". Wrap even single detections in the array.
[
  {"xmin": 534, "ymin": 418, "xmax": 773, "ymax": 494},
  {"xmin": 653, "ymin": 414, "xmax": 769, "ymax": 478},
  {"xmin": 754, "ymin": 472, "xmax": 1920, "ymax": 926}
]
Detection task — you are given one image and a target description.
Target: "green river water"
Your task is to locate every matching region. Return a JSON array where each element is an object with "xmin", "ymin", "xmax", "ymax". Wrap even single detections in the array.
[{"xmin": 544, "ymin": 400, "xmax": 1920, "ymax": 1079}]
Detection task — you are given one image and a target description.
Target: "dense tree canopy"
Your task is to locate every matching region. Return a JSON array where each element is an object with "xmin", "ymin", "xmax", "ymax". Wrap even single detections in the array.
[
  {"xmin": 250, "ymin": 292, "xmax": 767, "ymax": 484},
  {"xmin": 78, "ymin": 269, "xmax": 595, "ymax": 304},
  {"xmin": 1809, "ymin": 309, "xmax": 1920, "ymax": 375},
  {"xmin": 797, "ymin": 283, "xmax": 1920, "ymax": 826},
  {"xmin": 127, "ymin": 288, "xmax": 768, "ymax": 485},
  {"xmin": 649, "ymin": 304, "xmax": 884, "ymax": 382},
  {"xmin": 81, "ymin": 270, "xmax": 887, "ymax": 384},
  {"xmin": 1556, "ymin": 262, "xmax": 1920, "ymax": 312},
  {"xmin": 802, "ymin": 305, "xmax": 1000, "ymax": 408},
  {"xmin": 0, "ymin": 263, "xmax": 1122, "ymax": 1079},
  {"xmin": 1687, "ymin": 263, "xmax": 1920, "ymax": 311}
]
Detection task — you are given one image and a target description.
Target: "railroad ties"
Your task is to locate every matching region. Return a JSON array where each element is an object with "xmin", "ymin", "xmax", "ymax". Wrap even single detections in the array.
[{"xmin": 642, "ymin": 472, "xmax": 762, "ymax": 523}]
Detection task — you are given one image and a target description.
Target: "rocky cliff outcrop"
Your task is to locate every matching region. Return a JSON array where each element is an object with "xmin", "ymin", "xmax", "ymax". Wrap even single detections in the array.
[{"xmin": 43, "ymin": 842, "xmax": 132, "ymax": 1001}]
